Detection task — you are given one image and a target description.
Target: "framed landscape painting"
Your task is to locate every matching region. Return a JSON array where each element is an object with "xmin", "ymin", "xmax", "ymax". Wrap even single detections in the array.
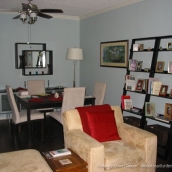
[{"xmin": 100, "ymin": 40, "xmax": 128, "ymax": 68}]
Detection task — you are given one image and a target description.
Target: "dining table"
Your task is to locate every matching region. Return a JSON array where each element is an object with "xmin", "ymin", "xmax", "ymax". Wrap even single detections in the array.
[{"xmin": 15, "ymin": 94, "xmax": 95, "ymax": 145}]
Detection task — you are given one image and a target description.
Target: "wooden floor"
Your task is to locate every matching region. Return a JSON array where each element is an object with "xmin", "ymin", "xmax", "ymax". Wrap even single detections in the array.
[
  {"xmin": 0, "ymin": 117, "xmax": 170, "ymax": 172},
  {"xmin": 0, "ymin": 117, "xmax": 64, "ymax": 154}
]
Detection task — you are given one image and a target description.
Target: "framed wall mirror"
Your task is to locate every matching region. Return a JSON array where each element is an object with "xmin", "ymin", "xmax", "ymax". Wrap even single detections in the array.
[{"xmin": 22, "ymin": 50, "xmax": 46, "ymax": 68}]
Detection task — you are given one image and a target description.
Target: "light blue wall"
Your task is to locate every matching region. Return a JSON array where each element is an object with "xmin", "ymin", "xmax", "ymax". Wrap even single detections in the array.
[
  {"xmin": 80, "ymin": 0, "xmax": 172, "ymax": 126},
  {"xmin": 0, "ymin": 13, "xmax": 80, "ymax": 89}
]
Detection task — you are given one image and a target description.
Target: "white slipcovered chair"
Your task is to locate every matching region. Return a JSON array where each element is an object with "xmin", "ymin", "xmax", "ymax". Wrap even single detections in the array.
[
  {"xmin": 63, "ymin": 105, "xmax": 157, "ymax": 172},
  {"xmin": 6, "ymin": 85, "xmax": 44, "ymax": 140},
  {"xmin": 27, "ymin": 80, "xmax": 54, "ymax": 118},
  {"xmin": 93, "ymin": 82, "xmax": 106, "ymax": 105},
  {"xmin": 49, "ymin": 87, "xmax": 85, "ymax": 125}
]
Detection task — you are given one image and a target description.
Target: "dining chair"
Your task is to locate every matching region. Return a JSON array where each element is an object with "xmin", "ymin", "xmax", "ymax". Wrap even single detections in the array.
[
  {"xmin": 27, "ymin": 80, "xmax": 54, "ymax": 119},
  {"xmin": 6, "ymin": 85, "xmax": 44, "ymax": 141},
  {"xmin": 93, "ymin": 82, "xmax": 106, "ymax": 105},
  {"xmin": 49, "ymin": 87, "xmax": 85, "ymax": 125}
]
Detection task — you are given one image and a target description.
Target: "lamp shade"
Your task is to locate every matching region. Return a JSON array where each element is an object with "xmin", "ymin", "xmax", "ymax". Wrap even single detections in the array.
[{"xmin": 66, "ymin": 48, "xmax": 83, "ymax": 60}]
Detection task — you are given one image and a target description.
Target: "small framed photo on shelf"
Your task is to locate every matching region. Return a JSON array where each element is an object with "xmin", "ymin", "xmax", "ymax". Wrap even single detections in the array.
[
  {"xmin": 145, "ymin": 102, "xmax": 155, "ymax": 117},
  {"xmin": 159, "ymin": 85, "xmax": 168, "ymax": 96},
  {"xmin": 129, "ymin": 59, "xmax": 137, "ymax": 71},
  {"xmin": 124, "ymin": 99, "xmax": 133, "ymax": 110},
  {"xmin": 169, "ymin": 89, "xmax": 172, "ymax": 98},
  {"xmin": 136, "ymin": 61, "xmax": 143, "ymax": 71},
  {"xmin": 133, "ymin": 44, "xmax": 144, "ymax": 51},
  {"xmin": 155, "ymin": 61, "xmax": 165, "ymax": 72},
  {"xmin": 168, "ymin": 62, "xmax": 172, "ymax": 73},
  {"xmin": 167, "ymin": 42, "xmax": 172, "ymax": 50},
  {"xmin": 164, "ymin": 103, "xmax": 172, "ymax": 120},
  {"xmin": 135, "ymin": 79, "xmax": 144, "ymax": 92}
]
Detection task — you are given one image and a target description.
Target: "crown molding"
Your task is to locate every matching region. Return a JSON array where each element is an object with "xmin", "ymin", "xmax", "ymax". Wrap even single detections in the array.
[{"xmin": 79, "ymin": 0, "xmax": 143, "ymax": 20}]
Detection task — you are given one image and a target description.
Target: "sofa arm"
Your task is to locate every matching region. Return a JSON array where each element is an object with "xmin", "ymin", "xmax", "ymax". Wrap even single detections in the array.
[
  {"xmin": 118, "ymin": 123, "xmax": 157, "ymax": 172},
  {"xmin": 65, "ymin": 129, "xmax": 104, "ymax": 172}
]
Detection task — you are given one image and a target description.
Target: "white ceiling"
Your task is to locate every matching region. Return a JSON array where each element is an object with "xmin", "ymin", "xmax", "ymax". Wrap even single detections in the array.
[{"xmin": 0, "ymin": 0, "xmax": 142, "ymax": 20}]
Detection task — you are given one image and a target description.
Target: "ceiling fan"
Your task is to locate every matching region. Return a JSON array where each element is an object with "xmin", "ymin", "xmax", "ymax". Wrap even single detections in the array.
[{"xmin": 0, "ymin": 0, "xmax": 63, "ymax": 24}]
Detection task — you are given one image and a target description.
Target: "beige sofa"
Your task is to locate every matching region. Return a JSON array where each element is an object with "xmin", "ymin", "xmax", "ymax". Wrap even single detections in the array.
[
  {"xmin": 0, "ymin": 149, "xmax": 52, "ymax": 172},
  {"xmin": 63, "ymin": 105, "xmax": 157, "ymax": 172}
]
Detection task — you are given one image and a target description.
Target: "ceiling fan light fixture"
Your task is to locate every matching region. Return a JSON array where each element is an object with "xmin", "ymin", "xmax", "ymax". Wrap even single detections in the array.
[
  {"xmin": 20, "ymin": 13, "xmax": 27, "ymax": 22},
  {"xmin": 30, "ymin": 12, "xmax": 37, "ymax": 23}
]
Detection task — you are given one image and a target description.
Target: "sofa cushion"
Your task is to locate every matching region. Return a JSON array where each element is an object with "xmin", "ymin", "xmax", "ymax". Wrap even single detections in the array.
[
  {"xmin": 85, "ymin": 110, "xmax": 121, "ymax": 142},
  {"xmin": 76, "ymin": 104, "xmax": 111, "ymax": 134},
  {"xmin": 102, "ymin": 140, "xmax": 145, "ymax": 170},
  {"xmin": 0, "ymin": 149, "xmax": 52, "ymax": 172}
]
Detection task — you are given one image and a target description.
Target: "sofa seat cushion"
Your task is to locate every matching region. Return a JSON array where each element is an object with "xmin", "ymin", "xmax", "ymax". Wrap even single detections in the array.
[
  {"xmin": 0, "ymin": 149, "xmax": 52, "ymax": 172},
  {"xmin": 102, "ymin": 140, "xmax": 146, "ymax": 170}
]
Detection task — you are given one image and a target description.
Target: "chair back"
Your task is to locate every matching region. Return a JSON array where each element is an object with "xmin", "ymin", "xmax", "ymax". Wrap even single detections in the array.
[
  {"xmin": 61, "ymin": 87, "xmax": 85, "ymax": 114},
  {"xmin": 6, "ymin": 85, "xmax": 20, "ymax": 124},
  {"xmin": 27, "ymin": 80, "xmax": 45, "ymax": 95},
  {"xmin": 93, "ymin": 82, "xmax": 106, "ymax": 105}
]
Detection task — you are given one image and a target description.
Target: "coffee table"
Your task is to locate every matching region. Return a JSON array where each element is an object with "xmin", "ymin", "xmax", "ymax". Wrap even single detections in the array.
[{"xmin": 42, "ymin": 148, "xmax": 88, "ymax": 172}]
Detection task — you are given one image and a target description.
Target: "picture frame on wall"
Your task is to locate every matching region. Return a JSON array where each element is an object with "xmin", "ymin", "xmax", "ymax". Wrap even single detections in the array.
[
  {"xmin": 155, "ymin": 61, "xmax": 165, "ymax": 72},
  {"xmin": 100, "ymin": 40, "xmax": 128, "ymax": 68}
]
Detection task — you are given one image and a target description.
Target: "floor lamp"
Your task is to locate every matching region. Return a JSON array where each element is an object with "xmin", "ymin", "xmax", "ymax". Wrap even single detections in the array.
[{"xmin": 66, "ymin": 48, "xmax": 83, "ymax": 87}]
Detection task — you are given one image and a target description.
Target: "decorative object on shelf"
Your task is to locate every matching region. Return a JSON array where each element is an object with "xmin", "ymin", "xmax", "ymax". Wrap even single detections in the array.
[
  {"xmin": 148, "ymin": 77, "xmax": 159, "ymax": 94},
  {"xmin": 66, "ymin": 48, "xmax": 83, "ymax": 87},
  {"xmin": 47, "ymin": 64, "xmax": 51, "ymax": 74},
  {"xmin": 145, "ymin": 102, "xmax": 155, "ymax": 117},
  {"xmin": 167, "ymin": 42, "xmax": 172, "ymax": 50},
  {"xmin": 148, "ymin": 47, "xmax": 151, "ymax": 51},
  {"xmin": 121, "ymin": 95, "xmax": 130, "ymax": 109},
  {"xmin": 144, "ymin": 68, "xmax": 150, "ymax": 72},
  {"xmin": 169, "ymin": 89, "xmax": 172, "ymax": 98},
  {"xmin": 151, "ymin": 81, "xmax": 162, "ymax": 95},
  {"xmin": 124, "ymin": 99, "xmax": 133, "ymax": 110},
  {"xmin": 164, "ymin": 103, "xmax": 172, "ymax": 120},
  {"xmin": 168, "ymin": 62, "xmax": 172, "ymax": 73},
  {"xmin": 100, "ymin": 40, "xmax": 128, "ymax": 68},
  {"xmin": 155, "ymin": 61, "xmax": 165, "ymax": 72},
  {"xmin": 159, "ymin": 85, "xmax": 168, "ymax": 96},
  {"xmin": 136, "ymin": 61, "xmax": 143, "ymax": 71},
  {"xmin": 125, "ymin": 75, "xmax": 136, "ymax": 91},
  {"xmin": 54, "ymin": 92, "xmax": 59, "ymax": 98},
  {"xmin": 159, "ymin": 46, "xmax": 163, "ymax": 50},
  {"xmin": 135, "ymin": 79, "xmax": 144, "ymax": 92},
  {"xmin": 129, "ymin": 59, "xmax": 137, "ymax": 71},
  {"xmin": 19, "ymin": 55, "xmax": 23, "ymax": 68},
  {"xmin": 133, "ymin": 44, "xmax": 144, "ymax": 51}
]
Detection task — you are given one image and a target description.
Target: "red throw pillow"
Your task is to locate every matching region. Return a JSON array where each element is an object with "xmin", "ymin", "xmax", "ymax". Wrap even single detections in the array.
[
  {"xmin": 76, "ymin": 104, "xmax": 111, "ymax": 134},
  {"xmin": 85, "ymin": 110, "xmax": 121, "ymax": 142}
]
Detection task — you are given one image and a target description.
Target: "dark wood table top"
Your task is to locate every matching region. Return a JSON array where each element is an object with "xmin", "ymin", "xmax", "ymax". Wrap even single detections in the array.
[{"xmin": 42, "ymin": 148, "xmax": 88, "ymax": 172}]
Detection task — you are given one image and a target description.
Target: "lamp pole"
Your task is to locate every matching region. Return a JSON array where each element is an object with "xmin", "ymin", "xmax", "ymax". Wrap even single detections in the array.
[{"xmin": 73, "ymin": 61, "xmax": 77, "ymax": 87}]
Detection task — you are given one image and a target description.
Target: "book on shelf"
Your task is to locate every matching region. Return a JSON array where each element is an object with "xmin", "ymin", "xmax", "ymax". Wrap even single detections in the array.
[
  {"xmin": 145, "ymin": 102, "xmax": 155, "ymax": 117},
  {"xmin": 124, "ymin": 99, "xmax": 133, "ymax": 110},
  {"xmin": 49, "ymin": 148, "xmax": 71, "ymax": 158},
  {"xmin": 121, "ymin": 95, "xmax": 130, "ymax": 109},
  {"xmin": 151, "ymin": 81, "xmax": 162, "ymax": 95},
  {"xmin": 154, "ymin": 115, "xmax": 171, "ymax": 123},
  {"xmin": 148, "ymin": 77, "xmax": 159, "ymax": 94}
]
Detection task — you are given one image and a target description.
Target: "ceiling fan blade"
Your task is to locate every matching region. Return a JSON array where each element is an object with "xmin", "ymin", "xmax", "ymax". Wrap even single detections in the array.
[
  {"xmin": 13, "ymin": 14, "xmax": 21, "ymax": 19},
  {"xmin": 0, "ymin": 9, "xmax": 21, "ymax": 12},
  {"xmin": 37, "ymin": 12, "xmax": 52, "ymax": 19},
  {"xmin": 39, "ymin": 9, "xmax": 63, "ymax": 13}
]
